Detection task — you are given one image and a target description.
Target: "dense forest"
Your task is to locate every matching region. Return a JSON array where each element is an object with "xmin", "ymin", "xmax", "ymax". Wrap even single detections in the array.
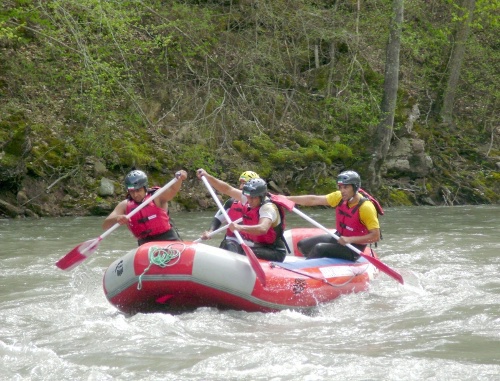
[{"xmin": 0, "ymin": 0, "xmax": 498, "ymax": 218}]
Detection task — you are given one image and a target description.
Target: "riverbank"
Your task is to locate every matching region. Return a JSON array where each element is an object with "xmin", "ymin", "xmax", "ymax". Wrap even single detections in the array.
[{"xmin": 1, "ymin": 160, "xmax": 499, "ymax": 220}]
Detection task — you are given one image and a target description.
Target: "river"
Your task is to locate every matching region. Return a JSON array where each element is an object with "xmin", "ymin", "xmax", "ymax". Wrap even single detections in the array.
[{"xmin": 1, "ymin": 205, "xmax": 499, "ymax": 380}]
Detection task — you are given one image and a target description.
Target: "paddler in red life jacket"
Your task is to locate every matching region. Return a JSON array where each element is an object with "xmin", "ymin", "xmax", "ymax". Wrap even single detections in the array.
[
  {"xmin": 287, "ymin": 170, "xmax": 381, "ymax": 261},
  {"xmin": 102, "ymin": 169, "xmax": 187, "ymax": 246},
  {"xmin": 197, "ymin": 169, "xmax": 287, "ymax": 262},
  {"xmin": 199, "ymin": 170, "xmax": 261, "ymax": 251}
]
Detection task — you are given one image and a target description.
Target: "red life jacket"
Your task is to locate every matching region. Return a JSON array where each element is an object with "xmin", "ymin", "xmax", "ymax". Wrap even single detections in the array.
[
  {"xmin": 356, "ymin": 188, "xmax": 384, "ymax": 242},
  {"xmin": 126, "ymin": 190, "xmax": 171, "ymax": 239},
  {"xmin": 335, "ymin": 198, "xmax": 369, "ymax": 237},
  {"xmin": 225, "ymin": 200, "xmax": 248, "ymax": 238},
  {"xmin": 359, "ymin": 187, "xmax": 384, "ymax": 215},
  {"xmin": 239, "ymin": 199, "xmax": 284, "ymax": 245}
]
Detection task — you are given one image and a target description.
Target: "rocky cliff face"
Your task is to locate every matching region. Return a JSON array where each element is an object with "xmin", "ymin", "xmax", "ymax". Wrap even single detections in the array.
[{"xmin": 385, "ymin": 137, "xmax": 433, "ymax": 178}]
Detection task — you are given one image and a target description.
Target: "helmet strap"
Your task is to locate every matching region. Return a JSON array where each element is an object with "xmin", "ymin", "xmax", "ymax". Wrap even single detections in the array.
[{"xmin": 348, "ymin": 188, "xmax": 358, "ymax": 203}]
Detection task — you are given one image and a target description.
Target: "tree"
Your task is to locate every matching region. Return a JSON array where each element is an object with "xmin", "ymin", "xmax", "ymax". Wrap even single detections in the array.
[
  {"xmin": 367, "ymin": 0, "xmax": 404, "ymax": 190},
  {"xmin": 439, "ymin": 0, "xmax": 476, "ymax": 124}
]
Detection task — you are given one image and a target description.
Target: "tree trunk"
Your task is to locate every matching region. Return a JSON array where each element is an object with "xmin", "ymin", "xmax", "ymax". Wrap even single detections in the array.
[
  {"xmin": 326, "ymin": 41, "xmax": 337, "ymax": 97},
  {"xmin": 314, "ymin": 40, "xmax": 320, "ymax": 69},
  {"xmin": 439, "ymin": 0, "xmax": 476, "ymax": 124},
  {"xmin": 367, "ymin": 0, "xmax": 404, "ymax": 190}
]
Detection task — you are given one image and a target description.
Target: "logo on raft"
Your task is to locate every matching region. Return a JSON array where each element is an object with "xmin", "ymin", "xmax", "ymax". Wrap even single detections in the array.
[{"xmin": 115, "ymin": 260, "xmax": 124, "ymax": 276}]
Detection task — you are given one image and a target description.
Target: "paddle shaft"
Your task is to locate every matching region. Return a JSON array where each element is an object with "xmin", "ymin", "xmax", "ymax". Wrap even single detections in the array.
[
  {"xmin": 193, "ymin": 217, "xmax": 243, "ymax": 243},
  {"xmin": 200, "ymin": 176, "xmax": 247, "ymax": 246},
  {"xmin": 270, "ymin": 262, "xmax": 340, "ymax": 288}
]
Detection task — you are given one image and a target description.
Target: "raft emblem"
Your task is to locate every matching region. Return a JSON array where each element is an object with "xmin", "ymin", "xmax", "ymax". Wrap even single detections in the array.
[
  {"xmin": 115, "ymin": 260, "xmax": 124, "ymax": 276},
  {"xmin": 293, "ymin": 279, "xmax": 306, "ymax": 294}
]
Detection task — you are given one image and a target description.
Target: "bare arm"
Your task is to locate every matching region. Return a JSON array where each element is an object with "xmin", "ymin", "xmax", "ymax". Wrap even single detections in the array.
[
  {"xmin": 287, "ymin": 194, "xmax": 329, "ymax": 206},
  {"xmin": 229, "ymin": 216, "xmax": 272, "ymax": 236},
  {"xmin": 155, "ymin": 170, "xmax": 188, "ymax": 207},
  {"xmin": 102, "ymin": 200, "xmax": 128, "ymax": 230},
  {"xmin": 196, "ymin": 168, "xmax": 242, "ymax": 201}
]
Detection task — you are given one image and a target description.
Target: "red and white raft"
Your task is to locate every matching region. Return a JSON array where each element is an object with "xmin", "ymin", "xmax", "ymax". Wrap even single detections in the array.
[{"xmin": 103, "ymin": 228, "xmax": 378, "ymax": 314}]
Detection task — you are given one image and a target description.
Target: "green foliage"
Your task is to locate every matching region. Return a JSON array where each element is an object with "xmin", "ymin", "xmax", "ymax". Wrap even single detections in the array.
[
  {"xmin": 0, "ymin": 0, "xmax": 498, "ymax": 208},
  {"xmin": 1, "ymin": 125, "xmax": 26, "ymax": 156},
  {"xmin": 267, "ymin": 142, "xmax": 353, "ymax": 168},
  {"xmin": 0, "ymin": 152, "xmax": 19, "ymax": 167},
  {"xmin": 474, "ymin": 0, "xmax": 500, "ymax": 29},
  {"xmin": 232, "ymin": 140, "xmax": 262, "ymax": 162},
  {"xmin": 235, "ymin": 131, "xmax": 353, "ymax": 170},
  {"xmin": 180, "ymin": 144, "xmax": 216, "ymax": 172},
  {"xmin": 290, "ymin": 131, "xmax": 312, "ymax": 147},
  {"xmin": 269, "ymin": 148, "xmax": 302, "ymax": 166},
  {"xmin": 485, "ymin": 172, "xmax": 500, "ymax": 188},
  {"xmin": 248, "ymin": 134, "xmax": 276, "ymax": 153},
  {"xmin": 326, "ymin": 143, "xmax": 353, "ymax": 162},
  {"xmin": 323, "ymin": 95, "xmax": 380, "ymax": 146},
  {"xmin": 0, "ymin": 22, "xmax": 26, "ymax": 44},
  {"xmin": 389, "ymin": 189, "xmax": 413, "ymax": 206}
]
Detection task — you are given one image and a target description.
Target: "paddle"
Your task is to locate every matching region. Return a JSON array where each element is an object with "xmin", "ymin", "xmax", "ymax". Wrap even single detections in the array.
[
  {"xmin": 193, "ymin": 217, "xmax": 243, "ymax": 243},
  {"xmin": 55, "ymin": 177, "xmax": 179, "ymax": 271},
  {"xmin": 270, "ymin": 194, "xmax": 404, "ymax": 285},
  {"xmin": 200, "ymin": 175, "xmax": 266, "ymax": 286},
  {"xmin": 269, "ymin": 262, "xmax": 340, "ymax": 288}
]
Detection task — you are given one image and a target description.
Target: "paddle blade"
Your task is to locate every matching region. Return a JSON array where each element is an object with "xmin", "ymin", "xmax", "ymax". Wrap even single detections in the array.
[
  {"xmin": 241, "ymin": 243, "xmax": 266, "ymax": 287},
  {"xmin": 269, "ymin": 194, "xmax": 295, "ymax": 211},
  {"xmin": 55, "ymin": 238, "xmax": 101, "ymax": 271},
  {"xmin": 359, "ymin": 253, "xmax": 404, "ymax": 285}
]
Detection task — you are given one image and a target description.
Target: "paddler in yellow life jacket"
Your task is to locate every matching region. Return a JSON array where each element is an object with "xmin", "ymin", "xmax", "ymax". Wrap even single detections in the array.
[
  {"xmin": 197, "ymin": 169, "xmax": 287, "ymax": 262},
  {"xmin": 103, "ymin": 169, "xmax": 187, "ymax": 245},
  {"xmin": 287, "ymin": 170, "xmax": 380, "ymax": 261}
]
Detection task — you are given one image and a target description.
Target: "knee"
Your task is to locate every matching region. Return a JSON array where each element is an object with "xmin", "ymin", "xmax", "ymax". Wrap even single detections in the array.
[
  {"xmin": 297, "ymin": 240, "xmax": 305, "ymax": 250},
  {"xmin": 220, "ymin": 240, "xmax": 242, "ymax": 254},
  {"xmin": 297, "ymin": 240, "xmax": 309, "ymax": 256},
  {"xmin": 274, "ymin": 250, "xmax": 286, "ymax": 263},
  {"xmin": 306, "ymin": 244, "xmax": 321, "ymax": 259},
  {"xmin": 307, "ymin": 243, "xmax": 331, "ymax": 259}
]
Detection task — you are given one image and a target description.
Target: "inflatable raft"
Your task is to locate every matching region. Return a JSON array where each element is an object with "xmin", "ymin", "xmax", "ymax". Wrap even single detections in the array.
[{"xmin": 103, "ymin": 228, "xmax": 378, "ymax": 314}]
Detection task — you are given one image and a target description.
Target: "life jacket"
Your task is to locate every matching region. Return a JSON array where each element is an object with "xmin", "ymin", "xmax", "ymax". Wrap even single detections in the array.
[
  {"xmin": 358, "ymin": 187, "xmax": 384, "ymax": 242},
  {"xmin": 126, "ymin": 188, "xmax": 171, "ymax": 239},
  {"xmin": 336, "ymin": 198, "xmax": 369, "ymax": 237},
  {"xmin": 265, "ymin": 193, "xmax": 291, "ymax": 252},
  {"xmin": 359, "ymin": 187, "xmax": 384, "ymax": 215},
  {"xmin": 239, "ymin": 198, "xmax": 285, "ymax": 246},
  {"xmin": 225, "ymin": 200, "xmax": 248, "ymax": 238},
  {"xmin": 336, "ymin": 188, "xmax": 383, "ymax": 243}
]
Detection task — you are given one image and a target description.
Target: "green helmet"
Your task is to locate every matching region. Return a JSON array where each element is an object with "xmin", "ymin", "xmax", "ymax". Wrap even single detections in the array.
[
  {"xmin": 242, "ymin": 178, "xmax": 267, "ymax": 198},
  {"xmin": 337, "ymin": 170, "xmax": 361, "ymax": 192},
  {"xmin": 239, "ymin": 170, "xmax": 260, "ymax": 183},
  {"xmin": 125, "ymin": 170, "xmax": 148, "ymax": 190}
]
